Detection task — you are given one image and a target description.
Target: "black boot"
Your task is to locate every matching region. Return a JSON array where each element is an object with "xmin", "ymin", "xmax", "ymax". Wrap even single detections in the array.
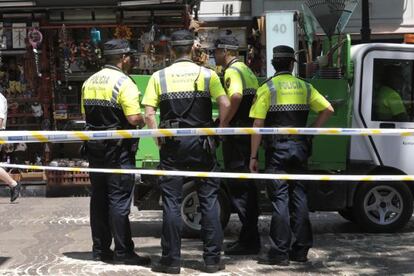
[
  {"xmin": 10, "ymin": 182, "xmax": 21, "ymax": 203},
  {"xmin": 258, "ymin": 254, "xmax": 289, "ymax": 266},
  {"xmin": 224, "ymin": 241, "xmax": 260, "ymax": 255},
  {"xmin": 113, "ymin": 252, "xmax": 151, "ymax": 266},
  {"xmin": 289, "ymin": 249, "xmax": 309, "ymax": 263},
  {"xmin": 151, "ymin": 262, "xmax": 181, "ymax": 274},
  {"xmin": 92, "ymin": 250, "xmax": 114, "ymax": 262},
  {"xmin": 203, "ymin": 261, "xmax": 225, "ymax": 273}
]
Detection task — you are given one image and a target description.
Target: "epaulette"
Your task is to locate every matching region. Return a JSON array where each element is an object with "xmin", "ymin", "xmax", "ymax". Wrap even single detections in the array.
[
  {"xmin": 128, "ymin": 75, "xmax": 137, "ymax": 84},
  {"xmin": 297, "ymin": 76, "xmax": 311, "ymax": 83},
  {"xmin": 259, "ymin": 76, "xmax": 274, "ymax": 87},
  {"xmin": 198, "ymin": 63, "xmax": 215, "ymax": 71}
]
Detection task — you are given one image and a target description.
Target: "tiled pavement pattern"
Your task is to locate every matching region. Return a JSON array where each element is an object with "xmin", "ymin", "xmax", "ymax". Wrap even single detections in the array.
[{"xmin": 0, "ymin": 197, "xmax": 413, "ymax": 275}]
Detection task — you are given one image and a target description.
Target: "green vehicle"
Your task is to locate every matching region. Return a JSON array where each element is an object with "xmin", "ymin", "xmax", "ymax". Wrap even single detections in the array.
[{"xmin": 132, "ymin": 41, "xmax": 414, "ymax": 235}]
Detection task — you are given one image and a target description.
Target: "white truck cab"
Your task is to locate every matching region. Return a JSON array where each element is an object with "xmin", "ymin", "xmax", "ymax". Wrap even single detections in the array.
[
  {"xmin": 327, "ymin": 43, "xmax": 414, "ymax": 232},
  {"xmin": 351, "ymin": 43, "xmax": 414, "ymax": 174}
]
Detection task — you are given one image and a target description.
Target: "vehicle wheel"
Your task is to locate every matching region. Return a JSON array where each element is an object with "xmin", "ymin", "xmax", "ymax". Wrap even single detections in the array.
[
  {"xmin": 338, "ymin": 208, "xmax": 355, "ymax": 222},
  {"xmin": 353, "ymin": 182, "xmax": 413, "ymax": 232},
  {"xmin": 181, "ymin": 181, "xmax": 231, "ymax": 238}
]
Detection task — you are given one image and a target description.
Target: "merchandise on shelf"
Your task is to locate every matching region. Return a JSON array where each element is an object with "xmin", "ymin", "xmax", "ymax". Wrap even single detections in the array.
[{"xmin": 47, "ymin": 158, "xmax": 90, "ymax": 186}]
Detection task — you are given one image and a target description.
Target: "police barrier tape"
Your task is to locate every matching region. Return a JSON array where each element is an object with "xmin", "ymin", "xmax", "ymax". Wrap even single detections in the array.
[
  {"xmin": 0, "ymin": 127, "xmax": 414, "ymax": 144},
  {"xmin": 2, "ymin": 163, "xmax": 414, "ymax": 182}
]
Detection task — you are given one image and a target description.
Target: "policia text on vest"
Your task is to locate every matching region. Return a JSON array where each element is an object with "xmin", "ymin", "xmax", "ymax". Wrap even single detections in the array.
[{"xmin": 143, "ymin": 30, "xmax": 230, "ymax": 274}]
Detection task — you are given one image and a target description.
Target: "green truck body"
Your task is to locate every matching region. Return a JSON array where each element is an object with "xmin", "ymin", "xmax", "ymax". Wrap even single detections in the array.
[
  {"xmin": 132, "ymin": 75, "xmax": 351, "ymax": 172},
  {"xmin": 130, "ymin": 40, "xmax": 414, "ymax": 234}
]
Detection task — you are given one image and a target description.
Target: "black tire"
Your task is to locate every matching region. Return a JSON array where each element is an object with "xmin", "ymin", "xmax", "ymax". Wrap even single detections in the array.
[
  {"xmin": 338, "ymin": 208, "xmax": 355, "ymax": 222},
  {"xmin": 181, "ymin": 181, "xmax": 231, "ymax": 238},
  {"xmin": 353, "ymin": 182, "xmax": 413, "ymax": 233}
]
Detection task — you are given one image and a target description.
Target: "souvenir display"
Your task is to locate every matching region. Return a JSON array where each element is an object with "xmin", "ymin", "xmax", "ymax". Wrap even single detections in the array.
[
  {"xmin": 114, "ymin": 25, "xmax": 132, "ymax": 40},
  {"xmin": 59, "ymin": 24, "xmax": 71, "ymax": 89},
  {"xmin": 90, "ymin": 28, "xmax": 101, "ymax": 45},
  {"xmin": 0, "ymin": 8, "xmax": 193, "ymax": 187},
  {"xmin": 0, "ymin": 35, "xmax": 5, "ymax": 67},
  {"xmin": 12, "ymin": 23, "xmax": 26, "ymax": 49},
  {"xmin": 28, "ymin": 28, "xmax": 43, "ymax": 77}
]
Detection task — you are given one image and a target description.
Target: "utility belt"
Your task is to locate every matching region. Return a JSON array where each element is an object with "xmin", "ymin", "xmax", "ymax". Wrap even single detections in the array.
[
  {"xmin": 229, "ymin": 118, "xmax": 253, "ymax": 128},
  {"xmin": 159, "ymin": 119, "xmax": 213, "ymax": 130},
  {"xmin": 273, "ymin": 134, "xmax": 305, "ymax": 142},
  {"xmin": 158, "ymin": 119, "xmax": 218, "ymax": 156},
  {"xmin": 81, "ymin": 125, "xmax": 139, "ymax": 157},
  {"xmin": 264, "ymin": 134, "xmax": 312, "ymax": 153},
  {"xmin": 264, "ymin": 134, "xmax": 303, "ymax": 147},
  {"xmin": 157, "ymin": 120, "xmax": 179, "ymax": 148},
  {"xmin": 159, "ymin": 119, "xmax": 214, "ymax": 128}
]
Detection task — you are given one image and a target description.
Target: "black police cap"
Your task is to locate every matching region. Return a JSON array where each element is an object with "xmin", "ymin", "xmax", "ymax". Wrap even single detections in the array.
[
  {"xmin": 273, "ymin": 45, "xmax": 296, "ymax": 60},
  {"xmin": 103, "ymin": 39, "xmax": 137, "ymax": 56},
  {"xmin": 170, "ymin": 30, "xmax": 194, "ymax": 46},
  {"xmin": 215, "ymin": 35, "xmax": 239, "ymax": 50}
]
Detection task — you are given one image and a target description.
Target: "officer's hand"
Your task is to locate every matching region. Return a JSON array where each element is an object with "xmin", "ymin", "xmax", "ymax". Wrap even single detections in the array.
[
  {"xmin": 155, "ymin": 137, "xmax": 161, "ymax": 149},
  {"xmin": 249, "ymin": 158, "xmax": 259, "ymax": 173},
  {"xmin": 306, "ymin": 135, "xmax": 314, "ymax": 148},
  {"xmin": 138, "ymin": 120, "xmax": 146, "ymax": 129},
  {"xmin": 214, "ymin": 118, "xmax": 220, "ymax": 127}
]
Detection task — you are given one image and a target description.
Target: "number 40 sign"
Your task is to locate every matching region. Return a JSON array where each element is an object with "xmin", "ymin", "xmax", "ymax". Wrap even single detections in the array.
[
  {"xmin": 273, "ymin": 23, "xmax": 288, "ymax": 34},
  {"xmin": 265, "ymin": 11, "xmax": 298, "ymax": 77}
]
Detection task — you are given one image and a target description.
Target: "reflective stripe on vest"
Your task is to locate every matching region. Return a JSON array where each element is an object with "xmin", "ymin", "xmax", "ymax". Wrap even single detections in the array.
[
  {"xmin": 159, "ymin": 69, "xmax": 168, "ymax": 95},
  {"xmin": 203, "ymin": 67, "xmax": 211, "ymax": 93},
  {"xmin": 305, "ymin": 82, "xmax": 311, "ymax": 105},
  {"xmin": 267, "ymin": 79, "xmax": 278, "ymax": 106},
  {"xmin": 229, "ymin": 66, "xmax": 256, "ymax": 96},
  {"xmin": 111, "ymin": 75, "xmax": 129, "ymax": 104}
]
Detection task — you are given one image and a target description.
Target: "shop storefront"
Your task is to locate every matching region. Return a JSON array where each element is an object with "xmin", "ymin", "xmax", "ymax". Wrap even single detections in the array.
[
  {"xmin": 195, "ymin": 0, "xmax": 264, "ymax": 76},
  {"xmin": 0, "ymin": 0, "xmax": 195, "ymax": 193}
]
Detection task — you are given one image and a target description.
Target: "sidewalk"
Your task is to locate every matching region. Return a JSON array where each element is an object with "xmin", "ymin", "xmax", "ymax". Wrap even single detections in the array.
[{"xmin": 0, "ymin": 197, "xmax": 413, "ymax": 275}]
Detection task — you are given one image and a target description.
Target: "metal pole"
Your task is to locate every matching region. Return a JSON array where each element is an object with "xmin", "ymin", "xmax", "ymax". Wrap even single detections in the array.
[{"xmin": 361, "ymin": 0, "xmax": 371, "ymax": 43}]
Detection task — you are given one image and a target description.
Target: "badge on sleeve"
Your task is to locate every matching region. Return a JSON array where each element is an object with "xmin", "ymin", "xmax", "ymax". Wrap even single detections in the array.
[{"xmin": 225, "ymin": 78, "xmax": 231, "ymax": 89}]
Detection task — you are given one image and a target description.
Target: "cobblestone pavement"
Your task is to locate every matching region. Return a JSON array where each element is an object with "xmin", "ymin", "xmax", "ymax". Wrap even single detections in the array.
[{"xmin": 0, "ymin": 197, "xmax": 414, "ymax": 275}]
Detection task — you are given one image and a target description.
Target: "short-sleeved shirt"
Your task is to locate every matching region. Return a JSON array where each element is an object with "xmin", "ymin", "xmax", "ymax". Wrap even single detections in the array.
[
  {"xmin": 0, "ymin": 93, "xmax": 7, "ymax": 129},
  {"xmin": 223, "ymin": 61, "xmax": 259, "ymax": 126},
  {"xmin": 224, "ymin": 61, "xmax": 259, "ymax": 98},
  {"xmin": 142, "ymin": 61, "xmax": 225, "ymax": 108},
  {"xmin": 250, "ymin": 73, "xmax": 330, "ymax": 127},
  {"xmin": 82, "ymin": 65, "xmax": 141, "ymax": 129},
  {"xmin": 374, "ymin": 85, "xmax": 407, "ymax": 121}
]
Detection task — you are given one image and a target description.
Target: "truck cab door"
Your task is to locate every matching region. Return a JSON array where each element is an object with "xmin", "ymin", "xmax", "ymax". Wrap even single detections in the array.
[{"xmin": 359, "ymin": 50, "xmax": 414, "ymax": 174}]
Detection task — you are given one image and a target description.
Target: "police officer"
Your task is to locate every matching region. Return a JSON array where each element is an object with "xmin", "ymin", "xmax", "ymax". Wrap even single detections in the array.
[
  {"xmin": 81, "ymin": 39, "xmax": 150, "ymax": 266},
  {"xmin": 249, "ymin": 45, "xmax": 334, "ymax": 265},
  {"xmin": 143, "ymin": 30, "xmax": 230, "ymax": 274},
  {"xmin": 373, "ymin": 65, "xmax": 409, "ymax": 121},
  {"xmin": 213, "ymin": 35, "xmax": 260, "ymax": 255}
]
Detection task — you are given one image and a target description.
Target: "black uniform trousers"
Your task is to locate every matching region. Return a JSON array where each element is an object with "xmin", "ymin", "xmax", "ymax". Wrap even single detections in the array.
[
  {"xmin": 86, "ymin": 139, "xmax": 137, "ymax": 258},
  {"xmin": 264, "ymin": 138, "xmax": 313, "ymax": 259},
  {"xmin": 159, "ymin": 136, "xmax": 223, "ymax": 267},
  {"xmin": 222, "ymin": 135, "xmax": 260, "ymax": 248}
]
